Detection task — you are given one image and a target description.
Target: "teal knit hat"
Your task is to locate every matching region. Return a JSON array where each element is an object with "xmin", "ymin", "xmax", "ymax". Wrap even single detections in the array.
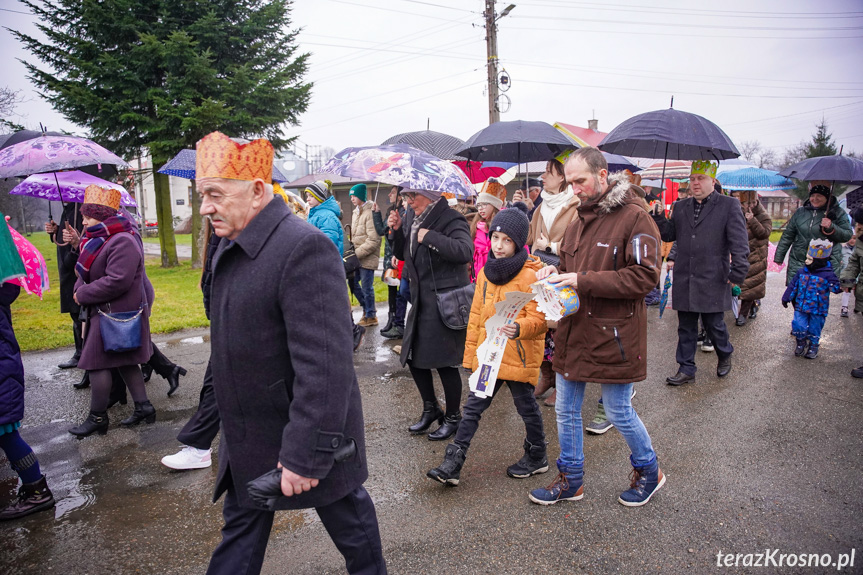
[{"xmin": 349, "ymin": 183, "xmax": 367, "ymax": 202}]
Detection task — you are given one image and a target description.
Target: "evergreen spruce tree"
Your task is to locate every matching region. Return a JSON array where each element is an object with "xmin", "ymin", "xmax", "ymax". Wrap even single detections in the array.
[
  {"xmin": 804, "ymin": 119, "xmax": 838, "ymax": 159},
  {"xmin": 12, "ymin": 0, "xmax": 311, "ymax": 267}
]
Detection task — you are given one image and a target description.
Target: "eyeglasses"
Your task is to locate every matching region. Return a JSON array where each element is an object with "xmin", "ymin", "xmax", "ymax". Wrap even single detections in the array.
[
  {"xmin": 476, "ymin": 202, "xmax": 489, "ymax": 208},
  {"xmin": 401, "ymin": 192, "xmax": 417, "ymax": 200}
]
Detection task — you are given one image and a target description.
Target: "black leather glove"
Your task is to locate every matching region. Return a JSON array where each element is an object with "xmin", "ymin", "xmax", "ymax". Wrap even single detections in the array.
[{"xmin": 247, "ymin": 439, "xmax": 357, "ymax": 510}]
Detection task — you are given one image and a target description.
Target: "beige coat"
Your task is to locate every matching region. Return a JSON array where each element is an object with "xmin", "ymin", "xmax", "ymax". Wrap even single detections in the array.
[
  {"xmin": 527, "ymin": 197, "xmax": 580, "ymax": 255},
  {"xmin": 350, "ymin": 202, "xmax": 381, "ymax": 270}
]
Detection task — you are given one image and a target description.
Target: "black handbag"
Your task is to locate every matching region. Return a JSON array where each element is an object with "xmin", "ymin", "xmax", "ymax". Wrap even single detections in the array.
[
  {"xmin": 430, "ymin": 257, "xmax": 474, "ymax": 331},
  {"xmin": 342, "ymin": 224, "xmax": 361, "ymax": 278},
  {"xmin": 532, "ymin": 247, "xmax": 560, "ymax": 268}
]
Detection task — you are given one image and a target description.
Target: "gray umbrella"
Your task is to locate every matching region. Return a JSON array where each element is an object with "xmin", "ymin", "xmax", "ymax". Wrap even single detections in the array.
[{"xmin": 380, "ymin": 130, "xmax": 467, "ymax": 161}]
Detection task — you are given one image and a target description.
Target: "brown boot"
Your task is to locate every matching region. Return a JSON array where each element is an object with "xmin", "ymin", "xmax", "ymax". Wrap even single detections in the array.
[
  {"xmin": 0, "ymin": 475, "xmax": 55, "ymax": 521},
  {"xmin": 535, "ymin": 361, "xmax": 555, "ymax": 398},
  {"xmin": 543, "ymin": 389, "xmax": 557, "ymax": 407}
]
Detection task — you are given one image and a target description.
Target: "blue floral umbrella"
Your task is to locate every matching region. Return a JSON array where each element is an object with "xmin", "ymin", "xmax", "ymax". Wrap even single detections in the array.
[
  {"xmin": 320, "ymin": 144, "xmax": 476, "ymax": 198},
  {"xmin": 659, "ymin": 271, "xmax": 672, "ymax": 318},
  {"xmin": 717, "ymin": 167, "xmax": 795, "ymax": 192},
  {"xmin": 158, "ymin": 149, "xmax": 289, "ymax": 182}
]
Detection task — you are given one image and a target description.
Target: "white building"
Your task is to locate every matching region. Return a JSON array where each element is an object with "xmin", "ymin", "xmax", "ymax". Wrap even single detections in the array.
[{"xmin": 131, "ymin": 155, "xmax": 194, "ymax": 226}]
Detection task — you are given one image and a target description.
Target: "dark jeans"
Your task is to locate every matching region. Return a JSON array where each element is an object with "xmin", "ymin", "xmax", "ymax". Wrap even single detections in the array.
[
  {"xmin": 453, "ymin": 380, "xmax": 545, "ymax": 455},
  {"xmin": 177, "ymin": 361, "xmax": 220, "ymax": 450},
  {"xmin": 676, "ymin": 311, "xmax": 733, "ymax": 375},
  {"xmin": 206, "ymin": 482, "xmax": 386, "ymax": 575}
]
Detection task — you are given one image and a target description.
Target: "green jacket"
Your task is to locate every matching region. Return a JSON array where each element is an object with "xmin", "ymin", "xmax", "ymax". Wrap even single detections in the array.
[
  {"xmin": 774, "ymin": 198, "xmax": 852, "ymax": 285},
  {"xmin": 840, "ymin": 232, "xmax": 863, "ymax": 313}
]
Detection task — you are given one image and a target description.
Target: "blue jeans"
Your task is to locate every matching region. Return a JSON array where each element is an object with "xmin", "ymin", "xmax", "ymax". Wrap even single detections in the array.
[
  {"xmin": 791, "ymin": 310, "xmax": 826, "ymax": 345},
  {"xmin": 350, "ymin": 268, "xmax": 377, "ymax": 319},
  {"xmin": 555, "ymin": 374, "xmax": 656, "ymax": 469}
]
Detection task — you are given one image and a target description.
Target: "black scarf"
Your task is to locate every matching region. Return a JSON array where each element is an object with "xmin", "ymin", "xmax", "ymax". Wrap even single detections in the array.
[{"xmin": 483, "ymin": 248, "xmax": 529, "ymax": 286}]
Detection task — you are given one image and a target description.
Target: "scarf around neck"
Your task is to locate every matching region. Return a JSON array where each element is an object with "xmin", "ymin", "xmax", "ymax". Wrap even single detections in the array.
[
  {"xmin": 410, "ymin": 198, "xmax": 440, "ymax": 256},
  {"xmin": 539, "ymin": 189, "xmax": 574, "ymax": 233},
  {"xmin": 76, "ymin": 214, "xmax": 137, "ymax": 283},
  {"xmin": 483, "ymin": 247, "xmax": 529, "ymax": 286}
]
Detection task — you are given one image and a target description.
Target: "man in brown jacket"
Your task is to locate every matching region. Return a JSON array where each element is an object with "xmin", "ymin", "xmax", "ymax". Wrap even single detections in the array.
[{"xmin": 528, "ymin": 147, "xmax": 666, "ymax": 508}]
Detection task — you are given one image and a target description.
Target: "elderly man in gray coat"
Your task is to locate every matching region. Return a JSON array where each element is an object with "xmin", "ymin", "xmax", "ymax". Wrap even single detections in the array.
[
  {"xmin": 652, "ymin": 160, "xmax": 750, "ymax": 385},
  {"xmin": 196, "ymin": 132, "xmax": 386, "ymax": 575}
]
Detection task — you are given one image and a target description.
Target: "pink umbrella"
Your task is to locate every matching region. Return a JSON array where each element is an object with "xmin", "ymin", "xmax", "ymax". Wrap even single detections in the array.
[
  {"xmin": 767, "ymin": 242, "xmax": 786, "ymax": 273},
  {"xmin": 5, "ymin": 216, "xmax": 50, "ymax": 299}
]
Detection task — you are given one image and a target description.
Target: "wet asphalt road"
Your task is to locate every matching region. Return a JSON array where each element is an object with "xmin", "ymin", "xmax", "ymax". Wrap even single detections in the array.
[{"xmin": 2, "ymin": 272, "xmax": 862, "ymax": 575}]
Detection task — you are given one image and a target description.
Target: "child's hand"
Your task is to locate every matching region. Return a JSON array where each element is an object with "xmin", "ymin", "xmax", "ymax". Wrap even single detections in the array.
[
  {"xmin": 782, "ymin": 300, "xmax": 788, "ymax": 308},
  {"xmin": 500, "ymin": 323, "xmax": 520, "ymax": 339}
]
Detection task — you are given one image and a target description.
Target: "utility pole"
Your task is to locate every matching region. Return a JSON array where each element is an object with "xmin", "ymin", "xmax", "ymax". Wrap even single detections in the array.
[
  {"xmin": 484, "ymin": 0, "xmax": 499, "ymax": 125},
  {"xmin": 484, "ymin": 2, "xmax": 515, "ymax": 125}
]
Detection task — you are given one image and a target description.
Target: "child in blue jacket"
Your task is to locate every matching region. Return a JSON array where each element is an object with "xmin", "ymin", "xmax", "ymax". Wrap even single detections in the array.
[{"xmin": 782, "ymin": 239, "xmax": 841, "ymax": 359}]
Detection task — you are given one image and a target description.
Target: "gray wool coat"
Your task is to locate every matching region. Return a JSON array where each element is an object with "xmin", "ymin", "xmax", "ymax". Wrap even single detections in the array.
[
  {"xmin": 74, "ymin": 233, "xmax": 153, "ymax": 370},
  {"xmin": 653, "ymin": 192, "xmax": 750, "ymax": 313},
  {"xmin": 209, "ymin": 198, "xmax": 368, "ymax": 511}
]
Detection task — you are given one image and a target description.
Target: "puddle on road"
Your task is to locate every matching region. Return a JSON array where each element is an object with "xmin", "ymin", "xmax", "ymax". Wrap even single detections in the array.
[
  {"xmin": 156, "ymin": 333, "xmax": 211, "ymax": 348},
  {"xmin": 374, "ymin": 346, "xmax": 392, "ymax": 364}
]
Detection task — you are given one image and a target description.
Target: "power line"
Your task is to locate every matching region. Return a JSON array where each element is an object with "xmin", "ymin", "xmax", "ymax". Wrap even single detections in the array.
[
  {"xmin": 725, "ymin": 101, "xmax": 863, "ymax": 127},
  {"xmin": 517, "ymin": 77, "xmax": 863, "ymax": 99},
  {"xmin": 503, "ymin": 24, "xmax": 862, "ymax": 40},
  {"xmin": 326, "ymin": 0, "xmax": 482, "ymax": 23},
  {"xmin": 512, "ymin": 0, "xmax": 863, "ymax": 19},
  {"xmin": 507, "ymin": 13, "xmax": 863, "ymax": 32}
]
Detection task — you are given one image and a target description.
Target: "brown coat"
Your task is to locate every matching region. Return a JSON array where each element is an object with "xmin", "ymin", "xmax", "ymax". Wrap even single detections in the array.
[
  {"xmin": 553, "ymin": 174, "xmax": 661, "ymax": 384},
  {"xmin": 463, "ymin": 257, "xmax": 548, "ymax": 384},
  {"xmin": 526, "ymin": 196, "xmax": 580, "ymax": 255},
  {"xmin": 739, "ymin": 200, "xmax": 773, "ymax": 302}
]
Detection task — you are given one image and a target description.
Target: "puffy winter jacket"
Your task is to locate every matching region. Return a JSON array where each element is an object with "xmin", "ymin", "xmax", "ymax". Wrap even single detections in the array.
[
  {"xmin": 463, "ymin": 257, "xmax": 547, "ymax": 385},
  {"xmin": 782, "ymin": 263, "xmax": 841, "ymax": 315},
  {"xmin": 740, "ymin": 200, "xmax": 773, "ymax": 301},
  {"xmin": 775, "ymin": 197, "xmax": 852, "ymax": 284},
  {"xmin": 308, "ymin": 196, "xmax": 344, "ymax": 254},
  {"xmin": 350, "ymin": 202, "xmax": 381, "ymax": 270}
]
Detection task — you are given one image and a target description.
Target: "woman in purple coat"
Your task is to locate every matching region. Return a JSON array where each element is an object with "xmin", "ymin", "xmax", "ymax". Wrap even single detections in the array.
[{"xmin": 68, "ymin": 186, "xmax": 155, "ymax": 438}]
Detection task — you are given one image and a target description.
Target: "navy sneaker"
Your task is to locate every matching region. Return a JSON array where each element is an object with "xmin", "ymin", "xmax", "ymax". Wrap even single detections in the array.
[
  {"xmin": 528, "ymin": 463, "xmax": 583, "ymax": 505},
  {"xmin": 586, "ymin": 401, "xmax": 613, "ymax": 435},
  {"xmin": 618, "ymin": 458, "xmax": 666, "ymax": 507}
]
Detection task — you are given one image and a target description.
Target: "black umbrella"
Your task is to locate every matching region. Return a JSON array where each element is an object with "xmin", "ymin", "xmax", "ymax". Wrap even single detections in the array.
[
  {"xmin": 599, "ymin": 102, "xmax": 739, "ymax": 204},
  {"xmin": 778, "ymin": 153, "xmax": 863, "ymax": 185},
  {"xmin": 599, "ymin": 107, "xmax": 740, "ymax": 161},
  {"xmin": 380, "ymin": 130, "xmax": 467, "ymax": 161},
  {"xmin": 455, "ymin": 120, "xmax": 579, "ymax": 164}
]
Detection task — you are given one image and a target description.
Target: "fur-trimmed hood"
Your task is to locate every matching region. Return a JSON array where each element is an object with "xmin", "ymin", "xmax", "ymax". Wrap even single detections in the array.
[{"xmin": 593, "ymin": 172, "xmax": 643, "ymax": 215}]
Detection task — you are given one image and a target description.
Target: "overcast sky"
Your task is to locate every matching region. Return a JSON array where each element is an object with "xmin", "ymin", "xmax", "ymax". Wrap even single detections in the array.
[{"xmin": 2, "ymin": 0, "xmax": 862, "ymax": 162}]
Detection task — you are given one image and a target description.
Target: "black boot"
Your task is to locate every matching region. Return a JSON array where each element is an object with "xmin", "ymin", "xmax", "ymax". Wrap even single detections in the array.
[
  {"xmin": 57, "ymin": 354, "xmax": 79, "ymax": 369},
  {"xmin": 0, "ymin": 475, "xmax": 55, "ymax": 521},
  {"xmin": 506, "ymin": 440, "xmax": 549, "ymax": 478},
  {"xmin": 69, "ymin": 411, "xmax": 109, "ymax": 438},
  {"xmin": 107, "ymin": 378, "xmax": 128, "ymax": 409},
  {"xmin": 426, "ymin": 444, "xmax": 465, "ymax": 486},
  {"xmin": 141, "ymin": 363, "xmax": 153, "ymax": 383},
  {"xmin": 428, "ymin": 412, "xmax": 461, "ymax": 441},
  {"xmin": 408, "ymin": 400, "xmax": 444, "ymax": 434},
  {"xmin": 121, "ymin": 401, "xmax": 156, "ymax": 426},
  {"xmin": 794, "ymin": 338, "xmax": 808, "ymax": 357},
  {"xmin": 803, "ymin": 343, "xmax": 819, "ymax": 359},
  {"xmin": 166, "ymin": 365, "xmax": 187, "ymax": 397},
  {"xmin": 379, "ymin": 311, "xmax": 394, "ymax": 335},
  {"xmin": 73, "ymin": 371, "xmax": 91, "ymax": 389}
]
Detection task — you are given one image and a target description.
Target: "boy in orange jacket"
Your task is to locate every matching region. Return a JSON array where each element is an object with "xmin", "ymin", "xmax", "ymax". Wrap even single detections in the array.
[{"xmin": 427, "ymin": 207, "xmax": 548, "ymax": 486}]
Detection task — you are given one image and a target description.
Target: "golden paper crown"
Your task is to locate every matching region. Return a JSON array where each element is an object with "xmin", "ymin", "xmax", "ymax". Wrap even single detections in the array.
[
  {"xmin": 83, "ymin": 184, "xmax": 121, "ymax": 211},
  {"xmin": 690, "ymin": 160, "xmax": 718, "ymax": 178},
  {"xmin": 807, "ymin": 239, "xmax": 833, "ymax": 259},
  {"xmin": 481, "ymin": 179, "xmax": 508, "ymax": 202},
  {"xmin": 196, "ymin": 132, "xmax": 274, "ymax": 183}
]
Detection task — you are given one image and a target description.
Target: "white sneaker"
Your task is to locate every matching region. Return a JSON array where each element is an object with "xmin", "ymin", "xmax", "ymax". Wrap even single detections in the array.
[{"xmin": 161, "ymin": 446, "xmax": 212, "ymax": 470}]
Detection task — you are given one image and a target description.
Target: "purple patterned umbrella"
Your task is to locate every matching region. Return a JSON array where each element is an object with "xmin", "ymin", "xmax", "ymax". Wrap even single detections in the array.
[
  {"xmin": 320, "ymin": 144, "xmax": 476, "ymax": 198},
  {"xmin": 0, "ymin": 135, "xmax": 130, "ymax": 178},
  {"xmin": 10, "ymin": 170, "xmax": 137, "ymax": 206}
]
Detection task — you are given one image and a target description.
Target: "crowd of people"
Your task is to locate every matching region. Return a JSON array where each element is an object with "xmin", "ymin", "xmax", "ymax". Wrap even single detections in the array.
[{"xmin": 1, "ymin": 132, "xmax": 862, "ymax": 575}]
